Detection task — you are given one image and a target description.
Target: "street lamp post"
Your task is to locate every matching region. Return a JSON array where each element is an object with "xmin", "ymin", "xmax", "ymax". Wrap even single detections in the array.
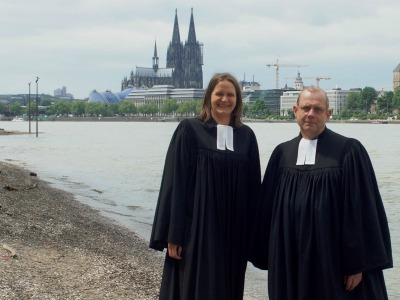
[
  {"xmin": 28, "ymin": 82, "xmax": 31, "ymax": 133},
  {"xmin": 35, "ymin": 77, "xmax": 39, "ymax": 137}
]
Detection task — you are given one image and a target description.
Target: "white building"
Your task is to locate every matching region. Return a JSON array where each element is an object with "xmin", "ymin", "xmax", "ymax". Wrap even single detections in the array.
[
  {"xmin": 54, "ymin": 86, "xmax": 74, "ymax": 100},
  {"xmin": 326, "ymin": 88, "xmax": 353, "ymax": 115},
  {"xmin": 280, "ymin": 90, "xmax": 301, "ymax": 116},
  {"xmin": 280, "ymin": 87, "xmax": 354, "ymax": 116},
  {"xmin": 125, "ymin": 85, "xmax": 204, "ymax": 111}
]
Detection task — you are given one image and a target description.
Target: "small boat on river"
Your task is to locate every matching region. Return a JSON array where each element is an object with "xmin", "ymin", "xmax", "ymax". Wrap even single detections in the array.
[{"xmin": 11, "ymin": 116, "xmax": 25, "ymax": 122}]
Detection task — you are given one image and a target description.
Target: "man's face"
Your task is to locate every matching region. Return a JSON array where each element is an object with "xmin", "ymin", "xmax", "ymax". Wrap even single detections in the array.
[{"xmin": 293, "ymin": 90, "xmax": 331, "ymax": 140}]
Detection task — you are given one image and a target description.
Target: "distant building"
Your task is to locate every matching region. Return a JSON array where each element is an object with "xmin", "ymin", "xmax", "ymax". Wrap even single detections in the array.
[
  {"xmin": 125, "ymin": 84, "xmax": 204, "ymax": 113},
  {"xmin": 54, "ymin": 86, "xmax": 74, "ymax": 100},
  {"xmin": 394, "ymin": 63, "xmax": 400, "ymax": 90},
  {"xmin": 121, "ymin": 9, "xmax": 203, "ymax": 90},
  {"xmin": 240, "ymin": 74, "xmax": 297, "ymax": 115},
  {"xmin": 243, "ymin": 89, "xmax": 289, "ymax": 115},
  {"xmin": 280, "ymin": 90, "xmax": 301, "ymax": 116},
  {"xmin": 326, "ymin": 88, "xmax": 353, "ymax": 115},
  {"xmin": 293, "ymin": 72, "xmax": 304, "ymax": 91},
  {"xmin": 280, "ymin": 87, "xmax": 353, "ymax": 116},
  {"xmin": 88, "ymin": 87, "xmax": 134, "ymax": 104},
  {"xmin": 240, "ymin": 75, "xmax": 261, "ymax": 92}
]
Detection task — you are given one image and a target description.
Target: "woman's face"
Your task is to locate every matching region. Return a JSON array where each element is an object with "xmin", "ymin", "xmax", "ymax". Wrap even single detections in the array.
[{"xmin": 210, "ymin": 80, "xmax": 237, "ymax": 125}]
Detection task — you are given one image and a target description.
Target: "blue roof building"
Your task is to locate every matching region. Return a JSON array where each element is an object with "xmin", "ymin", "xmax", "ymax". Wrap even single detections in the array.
[{"xmin": 88, "ymin": 86, "xmax": 134, "ymax": 104}]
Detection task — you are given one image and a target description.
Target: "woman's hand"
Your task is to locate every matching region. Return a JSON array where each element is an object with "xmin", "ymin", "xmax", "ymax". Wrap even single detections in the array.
[{"xmin": 167, "ymin": 243, "xmax": 183, "ymax": 260}]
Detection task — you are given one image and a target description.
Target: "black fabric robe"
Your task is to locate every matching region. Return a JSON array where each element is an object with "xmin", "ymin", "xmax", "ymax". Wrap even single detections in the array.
[
  {"xmin": 150, "ymin": 117, "xmax": 261, "ymax": 300},
  {"xmin": 251, "ymin": 127, "xmax": 392, "ymax": 300}
]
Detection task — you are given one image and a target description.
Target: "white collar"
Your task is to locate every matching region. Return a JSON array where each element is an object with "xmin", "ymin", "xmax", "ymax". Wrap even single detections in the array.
[
  {"xmin": 296, "ymin": 138, "xmax": 317, "ymax": 165},
  {"xmin": 217, "ymin": 124, "xmax": 234, "ymax": 151}
]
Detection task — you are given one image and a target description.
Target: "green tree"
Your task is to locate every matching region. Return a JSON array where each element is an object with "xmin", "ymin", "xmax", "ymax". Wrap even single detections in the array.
[
  {"xmin": 25, "ymin": 103, "xmax": 36, "ymax": 118},
  {"xmin": 195, "ymin": 100, "xmax": 202, "ymax": 114},
  {"xmin": 147, "ymin": 103, "xmax": 158, "ymax": 116},
  {"xmin": 71, "ymin": 101, "xmax": 87, "ymax": 116},
  {"xmin": 161, "ymin": 99, "xmax": 179, "ymax": 115},
  {"xmin": 45, "ymin": 104, "xmax": 56, "ymax": 116},
  {"xmin": 247, "ymin": 99, "xmax": 266, "ymax": 118},
  {"xmin": 176, "ymin": 101, "xmax": 191, "ymax": 116},
  {"xmin": 106, "ymin": 103, "xmax": 119, "ymax": 116},
  {"xmin": 49, "ymin": 101, "xmax": 70, "ymax": 116},
  {"xmin": 138, "ymin": 103, "xmax": 158, "ymax": 116},
  {"xmin": 242, "ymin": 103, "xmax": 249, "ymax": 116},
  {"xmin": 345, "ymin": 92, "xmax": 364, "ymax": 112},
  {"xmin": 119, "ymin": 100, "xmax": 137, "ymax": 116},
  {"xmin": 377, "ymin": 91, "xmax": 393, "ymax": 114},
  {"xmin": 361, "ymin": 87, "xmax": 377, "ymax": 113},
  {"xmin": 40, "ymin": 98, "xmax": 53, "ymax": 106},
  {"xmin": 9, "ymin": 103, "xmax": 23, "ymax": 116},
  {"xmin": 86, "ymin": 102, "xmax": 106, "ymax": 116},
  {"xmin": 392, "ymin": 87, "xmax": 400, "ymax": 111},
  {"xmin": 187, "ymin": 100, "xmax": 200, "ymax": 116}
]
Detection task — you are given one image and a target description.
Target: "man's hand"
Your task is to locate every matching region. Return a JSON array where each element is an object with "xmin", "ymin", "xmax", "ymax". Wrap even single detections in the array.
[
  {"xmin": 167, "ymin": 243, "xmax": 183, "ymax": 260},
  {"xmin": 344, "ymin": 273, "xmax": 362, "ymax": 291}
]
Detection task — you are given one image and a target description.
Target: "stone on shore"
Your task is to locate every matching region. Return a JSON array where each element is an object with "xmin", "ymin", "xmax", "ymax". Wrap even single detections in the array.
[{"xmin": 0, "ymin": 162, "xmax": 163, "ymax": 299}]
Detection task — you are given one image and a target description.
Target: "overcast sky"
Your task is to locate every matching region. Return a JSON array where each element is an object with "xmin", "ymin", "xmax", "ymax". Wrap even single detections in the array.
[{"xmin": 1, "ymin": 0, "xmax": 399, "ymax": 99}]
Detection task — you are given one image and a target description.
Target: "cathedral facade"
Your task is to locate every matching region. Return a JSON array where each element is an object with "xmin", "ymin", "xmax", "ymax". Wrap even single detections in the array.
[{"xmin": 121, "ymin": 9, "xmax": 203, "ymax": 90}]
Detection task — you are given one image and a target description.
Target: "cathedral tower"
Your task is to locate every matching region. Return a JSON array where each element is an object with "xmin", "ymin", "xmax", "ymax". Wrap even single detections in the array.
[
  {"xmin": 122, "ymin": 9, "xmax": 203, "ymax": 90},
  {"xmin": 167, "ymin": 9, "xmax": 184, "ymax": 88},
  {"xmin": 183, "ymin": 8, "xmax": 203, "ymax": 88}
]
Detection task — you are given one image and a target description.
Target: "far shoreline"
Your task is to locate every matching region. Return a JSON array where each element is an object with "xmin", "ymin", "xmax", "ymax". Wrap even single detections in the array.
[{"xmin": 1, "ymin": 115, "xmax": 400, "ymax": 124}]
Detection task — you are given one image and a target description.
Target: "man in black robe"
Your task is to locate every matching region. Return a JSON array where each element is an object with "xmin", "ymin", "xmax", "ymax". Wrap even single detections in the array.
[{"xmin": 251, "ymin": 86, "xmax": 392, "ymax": 299}]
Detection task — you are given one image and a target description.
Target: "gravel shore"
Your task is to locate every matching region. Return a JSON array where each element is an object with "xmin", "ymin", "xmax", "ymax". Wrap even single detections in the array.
[{"xmin": 0, "ymin": 161, "xmax": 164, "ymax": 299}]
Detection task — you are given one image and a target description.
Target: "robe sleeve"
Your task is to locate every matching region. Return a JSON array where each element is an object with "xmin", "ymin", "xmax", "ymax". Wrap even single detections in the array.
[
  {"xmin": 341, "ymin": 139, "xmax": 393, "ymax": 275},
  {"xmin": 149, "ymin": 120, "xmax": 196, "ymax": 251},
  {"xmin": 247, "ymin": 129, "xmax": 262, "ymax": 221},
  {"xmin": 249, "ymin": 145, "xmax": 282, "ymax": 270}
]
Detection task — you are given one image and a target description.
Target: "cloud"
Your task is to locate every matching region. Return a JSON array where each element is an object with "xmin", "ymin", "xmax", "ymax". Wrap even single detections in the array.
[{"xmin": 0, "ymin": 0, "xmax": 399, "ymax": 98}]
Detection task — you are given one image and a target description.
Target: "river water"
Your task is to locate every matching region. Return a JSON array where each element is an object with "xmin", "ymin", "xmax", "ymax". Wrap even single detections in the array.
[{"xmin": 0, "ymin": 120, "xmax": 398, "ymax": 299}]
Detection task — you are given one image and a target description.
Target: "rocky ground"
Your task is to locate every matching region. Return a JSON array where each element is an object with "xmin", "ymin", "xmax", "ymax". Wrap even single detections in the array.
[
  {"xmin": 0, "ymin": 128, "xmax": 28, "ymax": 135},
  {"xmin": 0, "ymin": 161, "xmax": 164, "ymax": 299}
]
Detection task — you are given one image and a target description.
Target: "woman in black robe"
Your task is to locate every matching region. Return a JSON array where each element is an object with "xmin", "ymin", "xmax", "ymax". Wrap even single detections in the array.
[
  {"xmin": 150, "ymin": 73, "xmax": 261, "ymax": 300},
  {"xmin": 250, "ymin": 86, "xmax": 392, "ymax": 299}
]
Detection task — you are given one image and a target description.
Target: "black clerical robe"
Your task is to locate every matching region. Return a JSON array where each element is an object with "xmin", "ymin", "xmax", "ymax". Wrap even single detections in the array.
[
  {"xmin": 251, "ymin": 127, "xmax": 392, "ymax": 300},
  {"xmin": 150, "ymin": 118, "xmax": 261, "ymax": 300}
]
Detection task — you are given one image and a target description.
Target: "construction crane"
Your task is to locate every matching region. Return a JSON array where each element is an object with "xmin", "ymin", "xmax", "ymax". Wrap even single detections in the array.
[
  {"xmin": 266, "ymin": 59, "xmax": 308, "ymax": 89},
  {"xmin": 303, "ymin": 76, "xmax": 331, "ymax": 87},
  {"xmin": 284, "ymin": 73, "xmax": 332, "ymax": 89}
]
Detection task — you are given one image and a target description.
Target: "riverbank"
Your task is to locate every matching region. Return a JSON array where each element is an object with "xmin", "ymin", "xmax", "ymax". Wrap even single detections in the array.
[
  {"xmin": 2, "ymin": 115, "xmax": 399, "ymax": 124},
  {"xmin": 0, "ymin": 161, "xmax": 164, "ymax": 299},
  {"xmin": 0, "ymin": 128, "xmax": 29, "ymax": 135}
]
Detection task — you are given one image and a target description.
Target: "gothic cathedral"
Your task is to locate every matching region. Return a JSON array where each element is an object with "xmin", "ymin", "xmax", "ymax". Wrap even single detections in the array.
[{"xmin": 121, "ymin": 9, "xmax": 203, "ymax": 90}]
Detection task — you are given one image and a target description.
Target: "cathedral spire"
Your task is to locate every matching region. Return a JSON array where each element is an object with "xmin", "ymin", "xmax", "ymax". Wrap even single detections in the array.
[
  {"xmin": 187, "ymin": 8, "xmax": 197, "ymax": 43},
  {"xmin": 171, "ymin": 9, "xmax": 181, "ymax": 44},
  {"xmin": 153, "ymin": 40, "xmax": 159, "ymax": 72},
  {"xmin": 153, "ymin": 40, "xmax": 158, "ymax": 57}
]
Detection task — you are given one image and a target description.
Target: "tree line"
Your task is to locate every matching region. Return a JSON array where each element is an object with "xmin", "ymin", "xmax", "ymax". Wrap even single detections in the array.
[
  {"xmin": 244, "ymin": 87, "xmax": 400, "ymax": 120},
  {"xmin": 340, "ymin": 87, "xmax": 400, "ymax": 119},
  {"xmin": 3, "ymin": 99, "xmax": 203, "ymax": 118},
  {"xmin": 3, "ymin": 87, "xmax": 400, "ymax": 120}
]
